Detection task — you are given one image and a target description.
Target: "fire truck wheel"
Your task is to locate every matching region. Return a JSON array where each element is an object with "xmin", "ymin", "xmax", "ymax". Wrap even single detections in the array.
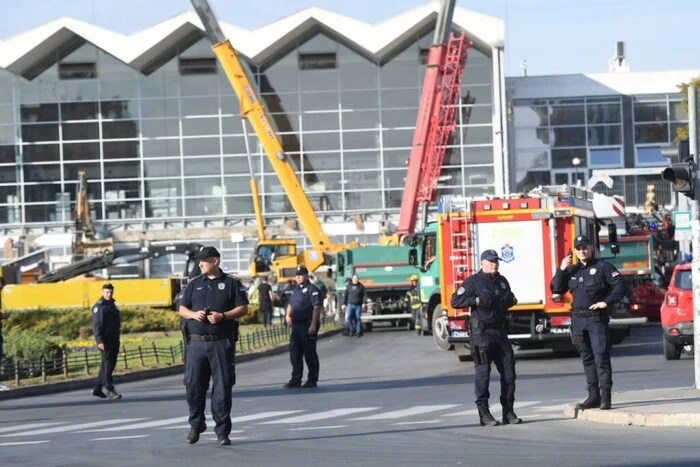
[{"xmin": 431, "ymin": 304, "xmax": 453, "ymax": 351}]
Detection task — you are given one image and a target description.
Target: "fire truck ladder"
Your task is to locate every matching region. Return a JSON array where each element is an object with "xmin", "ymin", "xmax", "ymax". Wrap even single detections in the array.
[
  {"xmin": 416, "ymin": 33, "xmax": 471, "ymax": 207},
  {"xmin": 445, "ymin": 197, "xmax": 477, "ymax": 291}
]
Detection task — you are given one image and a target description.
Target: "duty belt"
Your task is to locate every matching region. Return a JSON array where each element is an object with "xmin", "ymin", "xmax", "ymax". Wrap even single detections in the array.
[
  {"xmin": 471, "ymin": 318, "xmax": 506, "ymax": 330},
  {"xmin": 570, "ymin": 309, "xmax": 600, "ymax": 318},
  {"xmin": 189, "ymin": 334, "xmax": 227, "ymax": 342}
]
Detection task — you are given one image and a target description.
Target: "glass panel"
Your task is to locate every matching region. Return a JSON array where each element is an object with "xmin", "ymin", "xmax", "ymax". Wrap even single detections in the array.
[
  {"xmin": 99, "ymin": 80, "xmax": 138, "ymax": 100},
  {"xmin": 380, "ymin": 88, "xmax": 420, "ymax": 108},
  {"xmin": 226, "ymin": 196, "xmax": 255, "ymax": 215},
  {"xmin": 184, "ymin": 177, "xmax": 223, "ymax": 197},
  {"xmin": 461, "ymin": 125, "xmax": 493, "ymax": 145},
  {"xmin": 22, "ymin": 144, "xmax": 60, "ymax": 162},
  {"xmin": 300, "ymin": 91, "xmax": 339, "ymax": 111},
  {"xmin": 383, "ymin": 149, "xmax": 408, "ymax": 169},
  {"xmin": 0, "ymin": 125, "xmax": 15, "ymax": 145},
  {"xmin": 182, "ymin": 137, "xmax": 220, "ymax": 156},
  {"xmin": 669, "ymin": 101, "xmax": 688, "ymax": 121},
  {"xmin": 342, "ymin": 130, "xmax": 379, "ymax": 150},
  {"xmin": 344, "ymin": 170, "xmax": 380, "ymax": 190},
  {"xmin": 105, "ymin": 200, "xmax": 142, "ymax": 219},
  {"xmin": 25, "ymin": 203, "xmax": 61, "ymax": 223},
  {"xmin": 463, "ymin": 146, "xmax": 495, "ymax": 164},
  {"xmin": 305, "ymin": 153, "xmax": 341, "ymax": 171},
  {"xmin": 143, "ymin": 139, "xmax": 180, "ymax": 158},
  {"xmin": 342, "ymin": 110, "xmax": 379, "ymax": 130},
  {"xmin": 340, "ymin": 90, "xmax": 379, "ymax": 111},
  {"xmin": 105, "ymin": 180, "xmax": 141, "ymax": 198},
  {"xmin": 636, "ymin": 146, "xmax": 666, "ymax": 165},
  {"xmin": 180, "ymin": 74, "xmax": 219, "ymax": 97},
  {"xmin": 144, "ymin": 159, "xmax": 182, "ymax": 177},
  {"xmin": 24, "ymin": 164, "xmax": 61, "ymax": 182},
  {"xmin": 460, "ymin": 84, "xmax": 492, "ymax": 106},
  {"xmin": 549, "ymin": 105, "xmax": 585, "ymax": 126},
  {"xmin": 63, "ymin": 142, "xmax": 100, "ymax": 161},
  {"xmin": 222, "ymin": 175, "xmax": 251, "ymax": 195},
  {"xmin": 634, "ymin": 102, "xmax": 667, "ymax": 122},
  {"xmin": 181, "ymin": 97, "xmax": 219, "ymax": 116},
  {"xmin": 101, "ymin": 100, "xmax": 139, "ymax": 120},
  {"xmin": 552, "ymin": 126, "xmax": 586, "ymax": 147},
  {"xmin": 515, "ymin": 171, "xmax": 550, "ymax": 192},
  {"xmin": 302, "ymin": 112, "xmax": 339, "ymax": 132},
  {"xmin": 259, "ymin": 63, "xmax": 299, "ymax": 94},
  {"xmin": 635, "ymin": 123, "xmax": 668, "ymax": 144},
  {"xmin": 301, "ymin": 132, "xmax": 340, "ymax": 152},
  {"xmin": 463, "ymin": 166, "xmax": 494, "ymax": 186},
  {"xmin": 551, "ymin": 148, "xmax": 586, "ymax": 169},
  {"xmin": 183, "ymin": 157, "xmax": 222, "ymax": 176},
  {"xmin": 264, "ymin": 194, "xmax": 292, "ymax": 214},
  {"xmin": 0, "ymin": 166, "xmax": 18, "ymax": 183},
  {"xmin": 145, "ymin": 179, "xmax": 181, "ymax": 198},
  {"xmin": 587, "ymin": 102, "xmax": 621, "ymax": 124},
  {"xmin": 514, "ymin": 127, "xmax": 549, "ymax": 149},
  {"xmin": 58, "ymin": 81, "xmax": 98, "ymax": 102},
  {"xmin": 513, "ymin": 105, "xmax": 548, "ymax": 128},
  {"xmin": 185, "ymin": 197, "xmax": 223, "ymax": 216},
  {"xmin": 63, "ymin": 162, "xmax": 101, "ymax": 181},
  {"xmin": 182, "ymin": 117, "xmax": 220, "ymax": 136},
  {"xmin": 222, "ymin": 135, "xmax": 247, "ymax": 155},
  {"xmin": 462, "ymin": 104, "xmax": 492, "ymax": 125},
  {"xmin": 259, "ymin": 92, "xmax": 299, "ymax": 115},
  {"xmin": 0, "ymin": 105, "xmax": 13, "ymax": 125},
  {"xmin": 20, "ymin": 104, "xmax": 59, "ymax": 123},
  {"xmin": 384, "ymin": 189, "xmax": 403, "ymax": 208},
  {"xmin": 140, "ymin": 98, "xmax": 179, "ymax": 118},
  {"xmin": 589, "ymin": 148, "xmax": 622, "ymax": 167},
  {"xmin": 342, "ymin": 151, "xmax": 379, "ymax": 170},
  {"xmin": 0, "ymin": 145, "xmax": 16, "ymax": 163},
  {"xmin": 382, "ymin": 129, "xmax": 413, "ymax": 148},
  {"xmin": 62, "ymin": 122, "xmax": 98, "ymax": 141},
  {"xmin": 587, "ymin": 125, "xmax": 621, "ymax": 146},
  {"xmin": 516, "ymin": 150, "xmax": 549, "ymax": 172},
  {"xmin": 104, "ymin": 160, "xmax": 140, "ymax": 179},
  {"xmin": 24, "ymin": 182, "xmax": 61, "ymax": 202},
  {"xmin": 299, "ymin": 70, "xmax": 338, "ymax": 92},
  {"xmin": 141, "ymin": 118, "xmax": 179, "ymax": 138},
  {"xmin": 102, "ymin": 120, "xmax": 139, "ymax": 139},
  {"xmin": 380, "ymin": 62, "xmax": 421, "ymax": 88},
  {"xmin": 382, "ymin": 108, "xmax": 418, "ymax": 128},
  {"xmin": 61, "ymin": 102, "xmax": 98, "ymax": 121},
  {"xmin": 22, "ymin": 124, "xmax": 59, "ymax": 142}
]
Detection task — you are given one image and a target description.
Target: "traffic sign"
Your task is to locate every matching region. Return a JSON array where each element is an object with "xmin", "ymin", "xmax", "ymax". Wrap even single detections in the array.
[{"xmin": 674, "ymin": 211, "xmax": 691, "ymax": 230}]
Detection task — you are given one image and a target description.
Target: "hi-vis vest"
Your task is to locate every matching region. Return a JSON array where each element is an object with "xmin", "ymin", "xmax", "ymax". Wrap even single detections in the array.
[{"xmin": 405, "ymin": 288, "xmax": 422, "ymax": 310}]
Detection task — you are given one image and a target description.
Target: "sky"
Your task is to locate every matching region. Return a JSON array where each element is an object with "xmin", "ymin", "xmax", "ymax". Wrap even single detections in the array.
[{"xmin": 0, "ymin": 0, "xmax": 699, "ymax": 77}]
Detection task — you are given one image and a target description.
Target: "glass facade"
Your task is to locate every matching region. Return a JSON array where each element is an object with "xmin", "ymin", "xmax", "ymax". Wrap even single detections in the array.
[
  {"xmin": 0, "ymin": 31, "xmax": 499, "ymax": 273},
  {"xmin": 511, "ymin": 93, "xmax": 688, "ymax": 207}
]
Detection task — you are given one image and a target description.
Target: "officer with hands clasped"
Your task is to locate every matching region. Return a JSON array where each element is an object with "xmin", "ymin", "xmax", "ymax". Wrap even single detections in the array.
[
  {"xmin": 284, "ymin": 266, "xmax": 322, "ymax": 389},
  {"xmin": 91, "ymin": 283, "xmax": 122, "ymax": 400},
  {"xmin": 450, "ymin": 249, "xmax": 521, "ymax": 427},
  {"xmin": 179, "ymin": 246, "xmax": 249, "ymax": 446},
  {"xmin": 550, "ymin": 235, "xmax": 627, "ymax": 411}
]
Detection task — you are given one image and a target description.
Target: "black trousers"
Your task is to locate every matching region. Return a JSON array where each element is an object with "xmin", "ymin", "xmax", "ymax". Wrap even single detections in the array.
[
  {"xmin": 571, "ymin": 316, "xmax": 612, "ymax": 389},
  {"xmin": 183, "ymin": 339, "xmax": 236, "ymax": 436},
  {"xmin": 471, "ymin": 327, "xmax": 516, "ymax": 407},
  {"xmin": 289, "ymin": 323, "xmax": 319, "ymax": 384},
  {"xmin": 97, "ymin": 335, "xmax": 120, "ymax": 390}
]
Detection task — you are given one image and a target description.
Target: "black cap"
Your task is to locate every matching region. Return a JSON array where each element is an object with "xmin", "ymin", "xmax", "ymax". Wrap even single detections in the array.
[
  {"xmin": 196, "ymin": 246, "xmax": 220, "ymax": 259},
  {"xmin": 574, "ymin": 235, "xmax": 591, "ymax": 248},
  {"xmin": 102, "ymin": 283, "xmax": 114, "ymax": 290},
  {"xmin": 296, "ymin": 266, "xmax": 309, "ymax": 275},
  {"xmin": 480, "ymin": 249, "xmax": 501, "ymax": 262}
]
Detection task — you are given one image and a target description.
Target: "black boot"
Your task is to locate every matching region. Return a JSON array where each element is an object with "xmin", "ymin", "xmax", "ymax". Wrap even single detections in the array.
[
  {"xmin": 600, "ymin": 388, "xmax": 612, "ymax": 410},
  {"xmin": 501, "ymin": 404, "xmax": 522, "ymax": 425},
  {"xmin": 477, "ymin": 404, "xmax": 500, "ymax": 426},
  {"xmin": 575, "ymin": 387, "xmax": 601, "ymax": 410}
]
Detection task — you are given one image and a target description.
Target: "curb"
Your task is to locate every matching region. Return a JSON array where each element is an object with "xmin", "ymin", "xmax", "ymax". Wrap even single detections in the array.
[
  {"xmin": 0, "ymin": 328, "xmax": 343, "ymax": 401},
  {"xmin": 563, "ymin": 403, "xmax": 700, "ymax": 427}
]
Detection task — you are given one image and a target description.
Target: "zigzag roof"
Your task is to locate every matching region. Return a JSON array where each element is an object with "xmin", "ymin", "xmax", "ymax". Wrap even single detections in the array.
[{"xmin": 0, "ymin": 1, "xmax": 503, "ymax": 75}]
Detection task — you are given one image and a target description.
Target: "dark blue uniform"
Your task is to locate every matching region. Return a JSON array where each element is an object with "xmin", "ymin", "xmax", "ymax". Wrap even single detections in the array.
[
  {"xmin": 92, "ymin": 297, "xmax": 121, "ymax": 392},
  {"xmin": 287, "ymin": 281, "xmax": 322, "ymax": 386},
  {"xmin": 550, "ymin": 257, "xmax": 627, "ymax": 392},
  {"xmin": 451, "ymin": 271, "xmax": 518, "ymax": 412},
  {"xmin": 181, "ymin": 271, "xmax": 248, "ymax": 438}
]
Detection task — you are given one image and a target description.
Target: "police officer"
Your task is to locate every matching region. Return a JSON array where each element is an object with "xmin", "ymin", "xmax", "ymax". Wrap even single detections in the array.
[
  {"xmin": 179, "ymin": 246, "xmax": 249, "ymax": 446},
  {"xmin": 550, "ymin": 235, "xmax": 627, "ymax": 411},
  {"xmin": 450, "ymin": 250, "xmax": 520, "ymax": 426},
  {"xmin": 92, "ymin": 283, "xmax": 122, "ymax": 400},
  {"xmin": 284, "ymin": 266, "xmax": 322, "ymax": 388},
  {"xmin": 405, "ymin": 274, "xmax": 423, "ymax": 335},
  {"xmin": 342, "ymin": 274, "xmax": 367, "ymax": 337}
]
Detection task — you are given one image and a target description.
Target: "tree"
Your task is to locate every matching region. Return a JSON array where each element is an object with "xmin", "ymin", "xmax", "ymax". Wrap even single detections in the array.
[{"xmin": 675, "ymin": 77, "xmax": 700, "ymax": 146}]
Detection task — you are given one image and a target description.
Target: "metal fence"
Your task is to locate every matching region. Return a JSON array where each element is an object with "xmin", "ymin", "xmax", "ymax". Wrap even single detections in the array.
[{"xmin": 0, "ymin": 317, "xmax": 336, "ymax": 387}]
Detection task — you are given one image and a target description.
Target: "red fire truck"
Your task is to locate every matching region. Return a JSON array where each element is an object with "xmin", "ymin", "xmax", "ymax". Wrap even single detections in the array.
[{"xmin": 438, "ymin": 185, "xmax": 644, "ymax": 361}]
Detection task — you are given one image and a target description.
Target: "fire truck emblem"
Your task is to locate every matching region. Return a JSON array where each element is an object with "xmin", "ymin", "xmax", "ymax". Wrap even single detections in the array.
[{"xmin": 500, "ymin": 244, "xmax": 514, "ymax": 263}]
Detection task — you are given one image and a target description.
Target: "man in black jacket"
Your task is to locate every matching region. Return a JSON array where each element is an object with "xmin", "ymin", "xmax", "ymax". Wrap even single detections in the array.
[
  {"xmin": 92, "ymin": 283, "xmax": 122, "ymax": 400},
  {"xmin": 342, "ymin": 274, "xmax": 367, "ymax": 337},
  {"xmin": 550, "ymin": 235, "xmax": 627, "ymax": 410},
  {"xmin": 450, "ymin": 250, "xmax": 520, "ymax": 426}
]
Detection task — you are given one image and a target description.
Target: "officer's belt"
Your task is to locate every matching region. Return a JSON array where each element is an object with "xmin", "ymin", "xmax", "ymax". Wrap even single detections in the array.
[
  {"xmin": 470, "ymin": 318, "xmax": 506, "ymax": 330},
  {"xmin": 570, "ymin": 309, "xmax": 600, "ymax": 318},
  {"xmin": 189, "ymin": 334, "xmax": 227, "ymax": 342}
]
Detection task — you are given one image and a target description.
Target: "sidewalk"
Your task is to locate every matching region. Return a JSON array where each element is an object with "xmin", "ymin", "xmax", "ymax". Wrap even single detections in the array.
[
  {"xmin": 564, "ymin": 387, "xmax": 700, "ymax": 427},
  {"xmin": 0, "ymin": 328, "xmax": 342, "ymax": 401}
]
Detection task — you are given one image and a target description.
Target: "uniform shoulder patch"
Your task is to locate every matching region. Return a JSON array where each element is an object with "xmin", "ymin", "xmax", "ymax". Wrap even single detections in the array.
[
  {"xmin": 456, "ymin": 286, "xmax": 465, "ymax": 295},
  {"xmin": 93, "ymin": 306, "xmax": 99, "ymax": 314},
  {"xmin": 611, "ymin": 271, "xmax": 620, "ymax": 277},
  {"xmin": 500, "ymin": 282, "xmax": 507, "ymax": 289}
]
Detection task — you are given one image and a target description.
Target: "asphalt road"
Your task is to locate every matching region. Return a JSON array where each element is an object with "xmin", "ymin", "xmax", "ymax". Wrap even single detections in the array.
[{"xmin": 1, "ymin": 324, "xmax": 698, "ymax": 467}]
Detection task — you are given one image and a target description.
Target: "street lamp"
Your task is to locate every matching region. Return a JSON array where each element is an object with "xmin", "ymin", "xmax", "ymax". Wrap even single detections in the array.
[{"xmin": 572, "ymin": 157, "xmax": 581, "ymax": 186}]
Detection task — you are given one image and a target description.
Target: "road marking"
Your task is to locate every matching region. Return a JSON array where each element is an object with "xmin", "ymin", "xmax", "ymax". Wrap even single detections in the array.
[
  {"xmin": 79, "ymin": 416, "xmax": 189, "ymax": 432},
  {"xmin": 2, "ymin": 419, "xmax": 147, "ymax": 437},
  {"xmin": 0, "ymin": 440, "xmax": 51, "ymax": 446},
  {"xmin": 91, "ymin": 435, "xmax": 150, "ymax": 441},
  {"xmin": 0, "ymin": 422, "xmax": 67, "ymax": 434},
  {"xmin": 159, "ymin": 425, "xmax": 193, "ymax": 430},
  {"xmin": 260, "ymin": 408, "xmax": 378, "ymax": 424},
  {"xmin": 392, "ymin": 420, "xmax": 442, "ymax": 426},
  {"xmin": 288, "ymin": 425, "xmax": 348, "ymax": 431},
  {"xmin": 351, "ymin": 405, "xmax": 459, "ymax": 420},
  {"xmin": 232, "ymin": 411, "xmax": 303, "ymax": 423}
]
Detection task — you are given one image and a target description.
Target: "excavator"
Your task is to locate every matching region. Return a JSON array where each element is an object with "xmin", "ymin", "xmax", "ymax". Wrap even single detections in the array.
[
  {"xmin": 191, "ymin": 0, "xmax": 358, "ymax": 281},
  {"xmin": 72, "ymin": 171, "xmax": 113, "ymax": 262}
]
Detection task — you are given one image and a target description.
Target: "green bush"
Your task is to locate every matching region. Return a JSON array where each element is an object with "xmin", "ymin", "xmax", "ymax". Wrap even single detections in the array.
[{"xmin": 3, "ymin": 330, "xmax": 63, "ymax": 362}]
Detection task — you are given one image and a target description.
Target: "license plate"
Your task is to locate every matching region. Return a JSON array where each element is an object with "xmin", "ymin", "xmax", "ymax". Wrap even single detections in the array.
[{"xmin": 451, "ymin": 331, "xmax": 469, "ymax": 338}]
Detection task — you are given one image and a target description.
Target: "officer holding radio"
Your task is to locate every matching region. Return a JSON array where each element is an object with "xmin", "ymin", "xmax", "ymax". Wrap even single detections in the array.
[
  {"xmin": 179, "ymin": 246, "xmax": 248, "ymax": 446},
  {"xmin": 550, "ymin": 235, "xmax": 627, "ymax": 411},
  {"xmin": 450, "ymin": 249, "xmax": 520, "ymax": 427}
]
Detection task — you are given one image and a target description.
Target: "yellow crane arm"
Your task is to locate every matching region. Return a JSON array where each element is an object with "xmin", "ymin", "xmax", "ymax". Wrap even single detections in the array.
[{"xmin": 191, "ymin": 0, "xmax": 335, "ymax": 251}]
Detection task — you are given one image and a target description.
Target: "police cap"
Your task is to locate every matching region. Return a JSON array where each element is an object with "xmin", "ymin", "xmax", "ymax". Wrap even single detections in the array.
[
  {"xmin": 296, "ymin": 266, "xmax": 309, "ymax": 276},
  {"xmin": 480, "ymin": 249, "xmax": 501, "ymax": 262},
  {"xmin": 102, "ymin": 283, "xmax": 114, "ymax": 290},
  {"xmin": 196, "ymin": 246, "xmax": 220, "ymax": 259},
  {"xmin": 574, "ymin": 235, "xmax": 591, "ymax": 248}
]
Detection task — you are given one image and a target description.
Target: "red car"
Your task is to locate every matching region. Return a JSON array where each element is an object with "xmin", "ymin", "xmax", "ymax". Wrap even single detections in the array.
[
  {"xmin": 660, "ymin": 263, "xmax": 693, "ymax": 360},
  {"xmin": 627, "ymin": 275, "xmax": 667, "ymax": 321}
]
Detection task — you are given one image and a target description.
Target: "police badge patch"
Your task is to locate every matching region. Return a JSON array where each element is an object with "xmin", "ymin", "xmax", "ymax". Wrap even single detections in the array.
[
  {"xmin": 218, "ymin": 283, "xmax": 225, "ymax": 290},
  {"xmin": 93, "ymin": 307, "xmax": 98, "ymax": 314},
  {"xmin": 457, "ymin": 286, "xmax": 465, "ymax": 295},
  {"xmin": 590, "ymin": 268, "xmax": 596, "ymax": 275},
  {"xmin": 501, "ymin": 244, "xmax": 514, "ymax": 263}
]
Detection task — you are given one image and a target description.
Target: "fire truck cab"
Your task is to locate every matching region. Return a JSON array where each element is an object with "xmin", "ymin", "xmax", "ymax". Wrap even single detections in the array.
[{"xmin": 438, "ymin": 185, "xmax": 637, "ymax": 360}]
